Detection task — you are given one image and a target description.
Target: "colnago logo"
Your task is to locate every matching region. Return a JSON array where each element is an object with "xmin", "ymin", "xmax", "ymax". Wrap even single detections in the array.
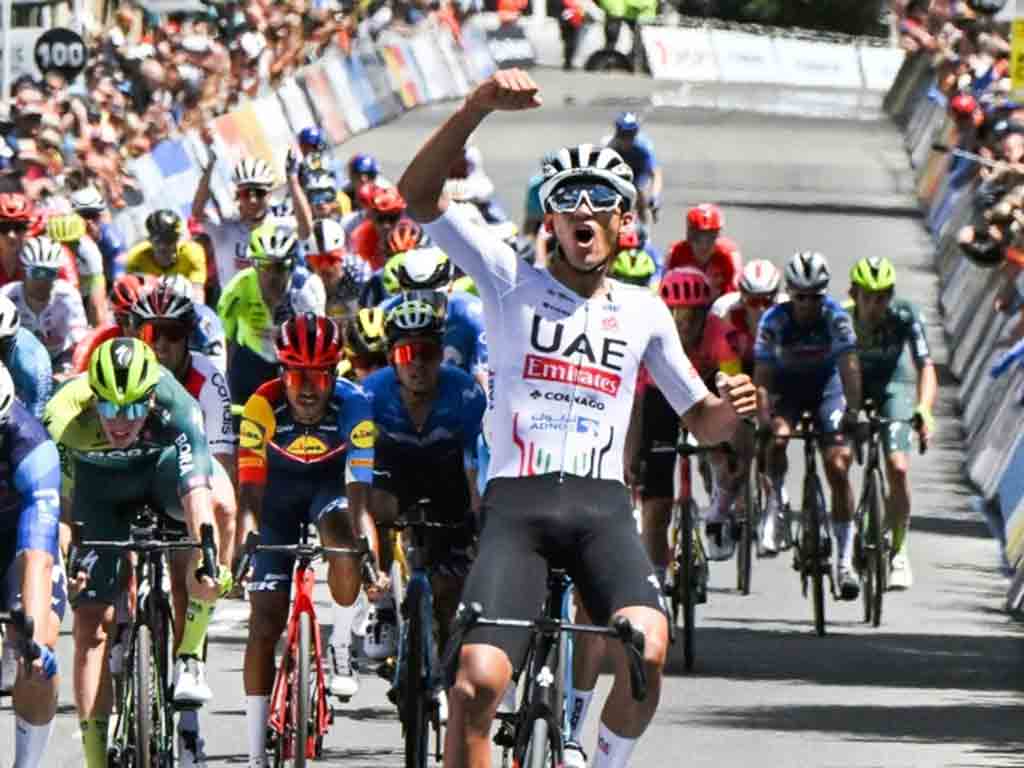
[
  {"xmin": 529, "ymin": 389, "xmax": 606, "ymax": 411},
  {"xmin": 523, "ymin": 354, "xmax": 621, "ymax": 396}
]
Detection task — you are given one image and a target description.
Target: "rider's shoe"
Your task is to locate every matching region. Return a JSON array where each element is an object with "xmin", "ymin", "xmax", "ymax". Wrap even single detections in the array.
[
  {"xmin": 564, "ymin": 740, "xmax": 588, "ymax": 768},
  {"xmin": 363, "ymin": 597, "xmax": 398, "ymax": 661},
  {"xmin": 705, "ymin": 521, "xmax": 736, "ymax": 561},
  {"xmin": 759, "ymin": 496, "xmax": 782, "ymax": 556},
  {"xmin": 706, "ymin": 485, "xmax": 734, "ymax": 525},
  {"xmin": 178, "ymin": 727, "xmax": 209, "ymax": 768},
  {"xmin": 434, "ymin": 689, "xmax": 448, "ymax": 724},
  {"xmin": 173, "ymin": 656, "xmax": 213, "ymax": 706},
  {"xmin": 328, "ymin": 643, "xmax": 360, "ymax": 700},
  {"xmin": 837, "ymin": 565, "xmax": 860, "ymax": 601},
  {"xmin": 889, "ymin": 550, "xmax": 913, "ymax": 590}
]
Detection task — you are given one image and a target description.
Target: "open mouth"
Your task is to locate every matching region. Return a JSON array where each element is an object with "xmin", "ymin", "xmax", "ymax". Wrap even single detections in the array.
[{"xmin": 573, "ymin": 223, "xmax": 596, "ymax": 248}]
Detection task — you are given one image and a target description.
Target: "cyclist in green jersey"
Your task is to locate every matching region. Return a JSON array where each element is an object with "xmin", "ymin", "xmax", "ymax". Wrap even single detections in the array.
[
  {"xmin": 44, "ymin": 338, "xmax": 223, "ymax": 768},
  {"xmin": 847, "ymin": 257, "xmax": 936, "ymax": 590}
]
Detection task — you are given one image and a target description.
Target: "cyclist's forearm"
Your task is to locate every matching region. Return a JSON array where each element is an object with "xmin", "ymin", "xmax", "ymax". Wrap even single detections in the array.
[
  {"xmin": 399, "ymin": 100, "xmax": 489, "ymax": 221},
  {"xmin": 192, "ymin": 167, "xmax": 214, "ymax": 222},
  {"xmin": 347, "ymin": 482, "xmax": 379, "ymax": 562},
  {"xmin": 838, "ymin": 353, "xmax": 862, "ymax": 411},
  {"xmin": 288, "ymin": 173, "xmax": 313, "ymax": 241},
  {"xmin": 20, "ymin": 549, "xmax": 54, "ymax": 646},
  {"xmin": 651, "ymin": 167, "xmax": 663, "ymax": 199},
  {"xmin": 182, "ymin": 485, "xmax": 216, "ymax": 543},
  {"xmin": 917, "ymin": 361, "xmax": 938, "ymax": 411},
  {"xmin": 683, "ymin": 394, "xmax": 739, "ymax": 446},
  {"xmin": 753, "ymin": 365, "xmax": 774, "ymax": 425}
]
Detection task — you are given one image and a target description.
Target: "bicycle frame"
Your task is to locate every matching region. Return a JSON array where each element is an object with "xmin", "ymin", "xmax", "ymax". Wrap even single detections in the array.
[{"xmin": 268, "ymin": 528, "xmax": 331, "ymax": 761}]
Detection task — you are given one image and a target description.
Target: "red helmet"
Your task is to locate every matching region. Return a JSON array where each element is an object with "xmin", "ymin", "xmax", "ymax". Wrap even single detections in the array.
[
  {"xmin": 275, "ymin": 312, "xmax": 344, "ymax": 368},
  {"xmin": 0, "ymin": 193, "xmax": 34, "ymax": 223},
  {"xmin": 387, "ymin": 220, "xmax": 422, "ymax": 254},
  {"xmin": 618, "ymin": 228, "xmax": 640, "ymax": 249},
  {"xmin": 371, "ymin": 187, "xmax": 406, "ymax": 215},
  {"xmin": 686, "ymin": 203, "xmax": 723, "ymax": 232},
  {"xmin": 356, "ymin": 182, "xmax": 379, "ymax": 210},
  {"xmin": 110, "ymin": 274, "xmax": 156, "ymax": 317},
  {"xmin": 950, "ymin": 93, "xmax": 977, "ymax": 116},
  {"xmin": 660, "ymin": 267, "xmax": 712, "ymax": 308}
]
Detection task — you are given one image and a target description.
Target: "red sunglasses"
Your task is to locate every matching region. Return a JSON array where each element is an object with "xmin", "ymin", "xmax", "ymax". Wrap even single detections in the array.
[
  {"xmin": 283, "ymin": 367, "xmax": 335, "ymax": 393},
  {"xmin": 307, "ymin": 250, "xmax": 345, "ymax": 271},
  {"xmin": 390, "ymin": 340, "xmax": 441, "ymax": 366},
  {"xmin": 139, "ymin": 321, "xmax": 189, "ymax": 343}
]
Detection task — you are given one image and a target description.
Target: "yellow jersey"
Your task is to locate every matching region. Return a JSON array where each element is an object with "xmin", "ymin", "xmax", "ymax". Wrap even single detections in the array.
[{"xmin": 125, "ymin": 239, "xmax": 207, "ymax": 285}]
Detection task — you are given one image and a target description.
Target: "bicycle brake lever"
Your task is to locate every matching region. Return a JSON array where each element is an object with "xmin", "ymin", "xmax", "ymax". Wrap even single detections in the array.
[
  {"xmin": 611, "ymin": 616, "xmax": 647, "ymax": 702},
  {"xmin": 232, "ymin": 531, "xmax": 260, "ymax": 586},
  {"xmin": 358, "ymin": 535, "xmax": 380, "ymax": 587},
  {"xmin": 195, "ymin": 523, "xmax": 218, "ymax": 583},
  {"xmin": 441, "ymin": 602, "xmax": 483, "ymax": 689}
]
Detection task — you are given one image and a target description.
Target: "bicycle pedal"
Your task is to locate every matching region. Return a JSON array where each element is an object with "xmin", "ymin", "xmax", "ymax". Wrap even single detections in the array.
[
  {"xmin": 377, "ymin": 657, "xmax": 396, "ymax": 681},
  {"xmin": 493, "ymin": 720, "xmax": 516, "ymax": 748}
]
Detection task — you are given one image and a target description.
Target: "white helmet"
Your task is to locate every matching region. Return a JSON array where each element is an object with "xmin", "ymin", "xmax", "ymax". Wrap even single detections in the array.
[
  {"xmin": 70, "ymin": 186, "xmax": 106, "ymax": 214},
  {"xmin": 784, "ymin": 251, "xmax": 830, "ymax": 294},
  {"xmin": 20, "ymin": 237, "xmax": 64, "ymax": 270},
  {"xmin": 539, "ymin": 144, "xmax": 637, "ymax": 212},
  {"xmin": 398, "ymin": 247, "xmax": 452, "ymax": 291},
  {"xmin": 739, "ymin": 259, "xmax": 781, "ymax": 296},
  {"xmin": 306, "ymin": 219, "xmax": 346, "ymax": 255},
  {"xmin": 0, "ymin": 295, "xmax": 19, "ymax": 340},
  {"xmin": 0, "ymin": 363, "xmax": 13, "ymax": 425},
  {"xmin": 158, "ymin": 273, "xmax": 194, "ymax": 300},
  {"xmin": 361, "ymin": 597, "xmax": 398, "ymax": 660},
  {"xmin": 232, "ymin": 157, "xmax": 275, "ymax": 189}
]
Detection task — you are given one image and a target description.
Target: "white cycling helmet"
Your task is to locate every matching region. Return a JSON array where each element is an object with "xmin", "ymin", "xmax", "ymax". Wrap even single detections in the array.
[
  {"xmin": 0, "ymin": 295, "xmax": 19, "ymax": 340},
  {"xmin": 306, "ymin": 218, "xmax": 346, "ymax": 255},
  {"xmin": 0, "ymin": 363, "xmax": 13, "ymax": 425},
  {"xmin": 538, "ymin": 144, "xmax": 637, "ymax": 212},
  {"xmin": 232, "ymin": 157, "xmax": 275, "ymax": 189},
  {"xmin": 739, "ymin": 259, "xmax": 781, "ymax": 296},
  {"xmin": 20, "ymin": 237, "xmax": 64, "ymax": 270},
  {"xmin": 70, "ymin": 186, "xmax": 106, "ymax": 214},
  {"xmin": 784, "ymin": 251, "xmax": 830, "ymax": 294},
  {"xmin": 398, "ymin": 247, "xmax": 452, "ymax": 291}
]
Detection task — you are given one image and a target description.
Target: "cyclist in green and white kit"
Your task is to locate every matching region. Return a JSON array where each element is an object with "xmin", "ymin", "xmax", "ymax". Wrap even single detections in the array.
[{"xmin": 846, "ymin": 257, "xmax": 936, "ymax": 590}]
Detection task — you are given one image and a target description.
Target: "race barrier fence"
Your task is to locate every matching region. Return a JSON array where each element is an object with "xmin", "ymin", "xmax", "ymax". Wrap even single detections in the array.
[
  {"xmin": 885, "ymin": 51, "xmax": 1024, "ymax": 613},
  {"xmin": 110, "ymin": 20, "xmax": 498, "ymax": 247}
]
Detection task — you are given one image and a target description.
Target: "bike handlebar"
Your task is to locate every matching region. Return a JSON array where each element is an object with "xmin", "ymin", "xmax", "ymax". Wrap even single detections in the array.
[
  {"xmin": 0, "ymin": 611, "xmax": 39, "ymax": 666},
  {"xmin": 232, "ymin": 532, "xmax": 377, "ymax": 588},
  {"xmin": 443, "ymin": 602, "xmax": 648, "ymax": 703}
]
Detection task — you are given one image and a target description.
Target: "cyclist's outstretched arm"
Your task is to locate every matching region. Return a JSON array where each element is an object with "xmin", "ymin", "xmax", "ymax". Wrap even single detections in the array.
[
  {"xmin": 399, "ymin": 69, "xmax": 541, "ymax": 223},
  {"xmin": 753, "ymin": 364, "xmax": 774, "ymax": 427},
  {"xmin": 837, "ymin": 351, "xmax": 863, "ymax": 413}
]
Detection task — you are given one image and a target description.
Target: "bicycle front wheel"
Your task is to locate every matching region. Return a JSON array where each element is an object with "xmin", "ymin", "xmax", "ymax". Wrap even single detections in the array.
[
  {"xmin": 737, "ymin": 467, "xmax": 758, "ymax": 595},
  {"xmin": 403, "ymin": 581, "xmax": 430, "ymax": 768},
  {"xmin": 805, "ymin": 475, "xmax": 827, "ymax": 637},
  {"xmin": 681, "ymin": 500, "xmax": 697, "ymax": 671},
  {"xmin": 295, "ymin": 612, "xmax": 312, "ymax": 767},
  {"xmin": 867, "ymin": 467, "xmax": 886, "ymax": 628},
  {"xmin": 133, "ymin": 625, "xmax": 156, "ymax": 768},
  {"xmin": 524, "ymin": 717, "xmax": 551, "ymax": 768}
]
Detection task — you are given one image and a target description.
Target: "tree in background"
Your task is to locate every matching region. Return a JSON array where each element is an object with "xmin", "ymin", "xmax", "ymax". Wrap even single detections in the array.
[{"xmin": 677, "ymin": 0, "xmax": 888, "ymax": 36}]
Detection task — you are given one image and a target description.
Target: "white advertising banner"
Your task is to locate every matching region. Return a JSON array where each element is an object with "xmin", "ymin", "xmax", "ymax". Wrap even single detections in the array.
[
  {"xmin": 773, "ymin": 37, "xmax": 863, "ymax": 89},
  {"xmin": 641, "ymin": 26, "xmax": 719, "ymax": 82},
  {"xmin": 709, "ymin": 29, "xmax": 782, "ymax": 84}
]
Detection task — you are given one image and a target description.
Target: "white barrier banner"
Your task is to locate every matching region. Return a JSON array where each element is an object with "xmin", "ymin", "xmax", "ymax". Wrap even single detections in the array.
[
  {"xmin": 710, "ymin": 29, "xmax": 782, "ymax": 84},
  {"xmin": 641, "ymin": 26, "xmax": 719, "ymax": 82},
  {"xmin": 773, "ymin": 38, "xmax": 862, "ymax": 89},
  {"xmin": 323, "ymin": 53, "xmax": 371, "ymax": 135},
  {"xmin": 859, "ymin": 46, "xmax": 906, "ymax": 92},
  {"xmin": 410, "ymin": 32, "xmax": 455, "ymax": 102},
  {"xmin": 277, "ymin": 77, "xmax": 317, "ymax": 135}
]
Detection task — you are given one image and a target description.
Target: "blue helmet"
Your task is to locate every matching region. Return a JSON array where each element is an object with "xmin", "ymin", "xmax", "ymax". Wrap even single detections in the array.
[
  {"xmin": 615, "ymin": 112, "xmax": 640, "ymax": 135},
  {"xmin": 349, "ymin": 153, "xmax": 379, "ymax": 177},
  {"xmin": 298, "ymin": 126, "xmax": 326, "ymax": 150}
]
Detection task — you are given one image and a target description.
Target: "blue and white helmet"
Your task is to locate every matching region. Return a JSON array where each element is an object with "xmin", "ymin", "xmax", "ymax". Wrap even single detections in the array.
[{"xmin": 784, "ymin": 251, "xmax": 830, "ymax": 294}]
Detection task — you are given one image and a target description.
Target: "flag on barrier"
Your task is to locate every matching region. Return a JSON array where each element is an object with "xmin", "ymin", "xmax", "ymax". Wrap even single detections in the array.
[{"xmin": 380, "ymin": 43, "xmax": 424, "ymax": 109}]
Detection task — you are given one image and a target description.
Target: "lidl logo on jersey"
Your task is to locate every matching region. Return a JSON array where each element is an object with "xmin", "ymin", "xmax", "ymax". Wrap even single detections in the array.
[
  {"xmin": 349, "ymin": 420, "xmax": 376, "ymax": 449},
  {"xmin": 529, "ymin": 413, "xmax": 601, "ymax": 433},
  {"xmin": 286, "ymin": 435, "xmax": 329, "ymax": 457},
  {"xmin": 239, "ymin": 420, "xmax": 264, "ymax": 450}
]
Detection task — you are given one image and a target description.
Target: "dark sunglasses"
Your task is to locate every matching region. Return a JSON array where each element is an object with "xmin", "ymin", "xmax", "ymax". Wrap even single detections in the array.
[
  {"xmin": 374, "ymin": 213, "xmax": 401, "ymax": 227},
  {"xmin": 791, "ymin": 293, "xmax": 824, "ymax": 304},
  {"xmin": 742, "ymin": 295, "xmax": 775, "ymax": 310},
  {"xmin": 79, "ymin": 211, "xmax": 102, "ymax": 222},
  {"xmin": 390, "ymin": 340, "xmax": 441, "ymax": 366},
  {"xmin": 0, "ymin": 222, "xmax": 28, "ymax": 235},
  {"xmin": 308, "ymin": 190, "xmax": 336, "ymax": 206},
  {"xmin": 547, "ymin": 182, "xmax": 622, "ymax": 214},
  {"xmin": 282, "ymin": 367, "xmax": 335, "ymax": 393},
  {"xmin": 139, "ymin": 321, "xmax": 189, "ymax": 343},
  {"xmin": 26, "ymin": 266, "xmax": 58, "ymax": 281},
  {"xmin": 239, "ymin": 187, "xmax": 270, "ymax": 201}
]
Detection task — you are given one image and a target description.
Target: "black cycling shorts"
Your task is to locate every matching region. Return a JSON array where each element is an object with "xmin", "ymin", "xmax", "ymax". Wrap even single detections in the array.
[
  {"xmin": 460, "ymin": 474, "xmax": 666, "ymax": 670},
  {"xmin": 639, "ymin": 386, "xmax": 679, "ymax": 500}
]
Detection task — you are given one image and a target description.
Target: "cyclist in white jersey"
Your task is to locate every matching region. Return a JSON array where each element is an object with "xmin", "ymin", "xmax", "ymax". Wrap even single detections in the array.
[{"xmin": 399, "ymin": 68, "xmax": 756, "ymax": 768}]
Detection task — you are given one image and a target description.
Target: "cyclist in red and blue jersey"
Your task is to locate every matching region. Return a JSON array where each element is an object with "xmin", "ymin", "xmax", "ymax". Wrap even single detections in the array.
[
  {"xmin": 237, "ymin": 313, "xmax": 376, "ymax": 768},
  {"xmin": 753, "ymin": 250, "xmax": 863, "ymax": 599},
  {"xmin": 0, "ymin": 364, "xmax": 64, "ymax": 768}
]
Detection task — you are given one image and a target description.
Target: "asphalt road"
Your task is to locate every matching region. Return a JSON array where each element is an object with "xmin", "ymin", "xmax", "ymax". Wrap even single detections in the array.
[{"xmin": 6, "ymin": 69, "xmax": 1022, "ymax": 767}]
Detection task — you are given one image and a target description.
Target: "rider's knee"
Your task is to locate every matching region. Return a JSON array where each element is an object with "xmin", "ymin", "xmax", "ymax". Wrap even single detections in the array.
[
  {"xmin": 72, "ymin": 602, "xmax": 114, "ymax": 648},
  {"xmin": 449, "ymin": 646, "xmax": 509, "ymax": 717},
  {"xmin": 887, "ymin": 454, "xmax": 910, "ymax": 486},
  {"xmin": 248, "ymin": 599, "xmax": 288, "ymax": 644},
  {"xmin": 641, "ymin": 499, "xmax": 671, "ymax": 529},
  {"xmin": 824, "ymin": 450, "xmax": 851, "ymax": 480}
]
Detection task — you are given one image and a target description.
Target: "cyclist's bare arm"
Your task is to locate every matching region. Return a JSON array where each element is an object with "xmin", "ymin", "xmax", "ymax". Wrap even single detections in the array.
[
  {"xmin": 288, "ymin": 170, "xmax": 313, "ymax": 241},
  {"xmin": 346, "ymin": 481, "xmax": 379, "ymax": 562},
  {"xmin": 753, "ymin": 363, "xmax": 774, "ymax": 427},
  {"xmin": 400, "ymin": 70, "xmax": 542, "ymax": 222},
  {"xmin": 915, "ymin": 361, "xmax": 937, "ymax": 414},
  {"xmin": 21, "ymin": 548, "xmax": 56, "ymax": 651},
  {"xmin": 192, "ymin": 150, "xmax": 216, "ymax": 223},
  {"xmin": 837, "ymin": 351, "xmax": 863, "ymax": 413},
  {"xmin": 237, "ymin": 483, "xmax": 263, "ymax": 557},
  {"xmin": 682, "ymin": 385, "xmax": 753, "ymax": 446}
]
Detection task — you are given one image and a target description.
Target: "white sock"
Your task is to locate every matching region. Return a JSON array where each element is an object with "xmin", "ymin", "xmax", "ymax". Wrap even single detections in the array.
[
  {"xmin": 593, "ymin": 722, "xmax": 637, "ymax": 768},
  {"xmin": 835, "ymin": 521, "xmax": 854, "ymax": 566},
  {"xmin": 351, "ymin": 589, "xmax": 370, "ymax": 638},
  {"xmin": 331, "ymin": 601, "xmax": 358, "ymax": 651},
  {"xmin": 566, "ymin": 687, "xmax": 594, "ymax": 743},
  {"xmin": 14, "ymin": 715, "xmax": 53, "ymax": 768},
  {"xmin": 246, "ymin": 695, "xmax": 270, "ymax": 761}
]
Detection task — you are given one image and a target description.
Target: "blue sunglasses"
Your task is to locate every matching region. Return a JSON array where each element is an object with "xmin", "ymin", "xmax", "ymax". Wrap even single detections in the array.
[{"xmin": 96, "ymin": 399, "xmax": 151, "ymax": 420}]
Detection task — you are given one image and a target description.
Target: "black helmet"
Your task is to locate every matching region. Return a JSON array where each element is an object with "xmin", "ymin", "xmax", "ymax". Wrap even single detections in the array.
[{"xmin": 145, "ymin": 209, "xmax": 182, "ymax": 244}]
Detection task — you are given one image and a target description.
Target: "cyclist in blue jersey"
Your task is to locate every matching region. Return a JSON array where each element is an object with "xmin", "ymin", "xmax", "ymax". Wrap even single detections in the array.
[
  {"xmin": 754, "ymin": 251, "xmax": 863, "ymax": 599},
  {"xmin": 351, "ymin": 298, "xmax": 485, "ymax": 712},
  {"xmin": 378, "ymin": 246, "xmax": 488, "ymax": 388},
  {"xmin": 603, "ymin": 112, "xmax": 663, "ymax": 226},
  {"xmin": 71, "ymin": 186, "xmax": 126, "ymax": 280},
  {"xmin": 0, "ymin": 364, "xmax": 65, "ymax": 768},
  {"xmin": 0, "ymin": 295, "xmax": 51, "ymax": 419}
]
